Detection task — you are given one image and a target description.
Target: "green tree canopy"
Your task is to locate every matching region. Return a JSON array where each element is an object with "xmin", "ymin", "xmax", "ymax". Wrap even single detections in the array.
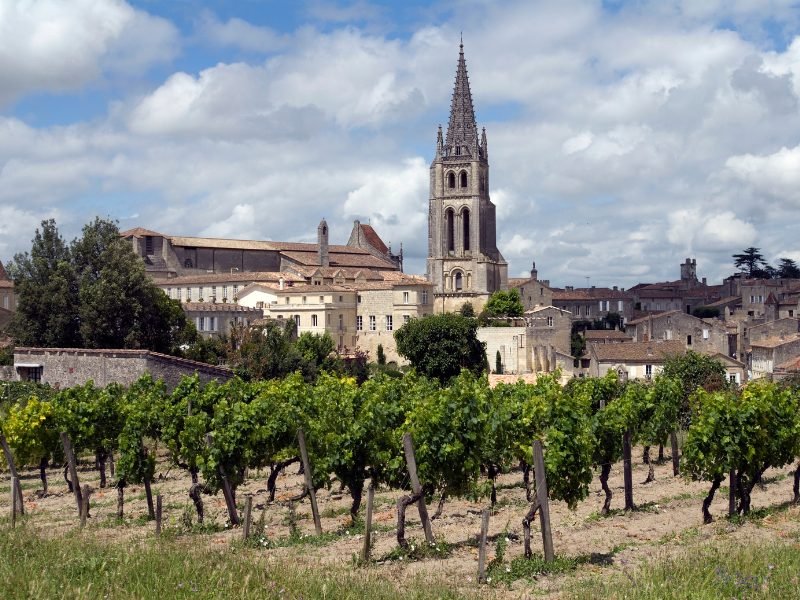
[
  {"xmin": 483, "ymin": 289, "xmax": 524, "ymax": 320},
  {"xmin": 733, "ymin": 247, "xmax": 773, "ymax": 279},
  {"xmin": 8, "ymin": 218, "xmax": 195, "ymax": 354},
  {"xmin": 777, "ymin": 258, "xmax": 800, "ymax": 279},
  {"xmin": 394, "ymin": 313, "xmax": 487, "ymax": 383}
]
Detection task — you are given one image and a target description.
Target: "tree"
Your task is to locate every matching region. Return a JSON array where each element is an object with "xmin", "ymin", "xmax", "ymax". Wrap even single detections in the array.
[
  {"xmin": 571, "ymin": 332, "xmax": 586, "ymax": 358},
  {"xmin": 733, "ymin": 247, "xmax": 773, "ymax": 279},
  {"xmin": 376, "ymin": 343, "xmax": 386, "ymax": 366},
  {"xmin": 459, "ymin": 302, "xmax": 475, "ymax": 317},
  {"xmin": 7, "ymin": 218, "xmax": 195, "ymax": 354},
  {"xmin": 495, "ymin": 350, "xmax": 503, "ymax": 374},
  {"xmin": 7, "ymin": 219, "xmax": 80, "ymax": 347},
  {"xmin": 482, "ymin": 289, "xmax": 524, "ymax": 322},
  {"xmin": 228, "ymin": 320, "xmax": 303, "ymax": 380},
  {"xmin": 394, "ymin": 314, "xmax": 487, "ymax": 384},
  {"xmin": 777, "ymin": 258, "xmax": 800, "ymax": 279}
]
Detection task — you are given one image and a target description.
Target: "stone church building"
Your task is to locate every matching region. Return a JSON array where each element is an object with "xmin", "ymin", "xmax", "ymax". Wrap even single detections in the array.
[{"xmin": 427, "ymin": 43, "xmax": 508, "ymax": 313}]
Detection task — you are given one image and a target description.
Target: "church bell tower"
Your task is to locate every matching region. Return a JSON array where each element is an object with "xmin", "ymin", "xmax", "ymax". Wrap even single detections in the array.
[{"xmin": 426, "ymin": 41, "xmax": 507, "ymax": 312}]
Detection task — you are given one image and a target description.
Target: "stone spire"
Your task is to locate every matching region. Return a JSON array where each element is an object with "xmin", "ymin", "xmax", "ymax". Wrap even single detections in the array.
[{"xmin": 444, "ymin": 40, "xmax": 478, "ymax": 156}]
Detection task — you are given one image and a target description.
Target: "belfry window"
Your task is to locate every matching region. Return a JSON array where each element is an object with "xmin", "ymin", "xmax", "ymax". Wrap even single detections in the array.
[
  {"xmin": 460, "ymin": 171, "xmax": 468, "ymax": 188},
  {"xmin": 446, "ymin": 209, "xmax": 455, "ymax": 252},
  {"xmin": 462, "ymin": 208, "xmax": 471, "ymax": 251},
  {"xmin": 455, "ymin": 272, "xmax": 463, "ymax": 291},
  {"xmin": 447, "ymin": 172, "xmax": 455, "ymax": 188}
]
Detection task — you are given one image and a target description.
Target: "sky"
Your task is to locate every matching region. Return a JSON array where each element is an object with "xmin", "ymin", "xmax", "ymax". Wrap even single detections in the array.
[{"xmin": 2, "ymin": 0, "xmax": 800, "ymax": 288}]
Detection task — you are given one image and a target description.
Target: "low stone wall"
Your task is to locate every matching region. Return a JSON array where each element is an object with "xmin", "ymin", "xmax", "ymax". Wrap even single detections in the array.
[{"xmin": 0, "ymin": 365, "xmax": 13, "ymax": 381}]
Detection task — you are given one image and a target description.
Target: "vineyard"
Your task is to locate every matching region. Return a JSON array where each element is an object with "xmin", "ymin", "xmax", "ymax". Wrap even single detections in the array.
[{"xmin": 2, "ymin": 363, "xmax": 800, "ymax": 598}]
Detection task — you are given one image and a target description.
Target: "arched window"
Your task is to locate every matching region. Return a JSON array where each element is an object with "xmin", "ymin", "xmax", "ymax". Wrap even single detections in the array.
[
  {"xmin": 462, "ymin": 208, "xmax": 471, "ymax": 251},
  {"xmin": 447, "ymin": 172, "xmax": 455, "ymax": 188},
  {"xmin": 454, "ymin": 271, "xmax": 463, "ymax": 291},
  {"xmin": 460, "ymin": 170, "xmax": 468, "ymax": 188},
  {"xmin": 446, "ymin": 208, "xmax": 455, "ymax": 252}
]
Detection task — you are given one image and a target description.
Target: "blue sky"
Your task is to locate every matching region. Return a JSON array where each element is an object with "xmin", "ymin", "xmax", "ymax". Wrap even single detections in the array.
[{"xmin": 2, "ymin": 0, "xmax": 800, "ymax": 287}]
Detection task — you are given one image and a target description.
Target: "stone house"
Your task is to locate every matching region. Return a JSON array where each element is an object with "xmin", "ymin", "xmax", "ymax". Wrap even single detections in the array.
[
  {"xmin": 630, "ymin": 258, "xmax": 721, "ymax": 315},
  {"xmin": 774, "ymin": 356, "xmax": 800, "ymax": 382},
  {"xmin": 509, "ymin": 262, "xmax": 554, "ymax": 311},
  {"xmin": 551, "ymin": 286, "xmax": 634, "ymax": 323},
  {"xmin": 182, "ymin": 302, "xmax": 263, "ymax": 338},
  {"xmin": 624, "ymin": 310, "xmax": 729, "ymax": 356},
  {"xmin": 588, "ymin": 340, "xmax": 686, "ymax": 380},
  {"xmin": 750, "ymin": 334, "xmax": 800, "ymax": 380},
  {"xmin": 478, "ymin": 326, "xmax": 528, "ymax": 375},
  {"xmin": 740, "ymin": 278, "xmax": 800, "ymax": 318},
  {"xmin": 13, "ymin": 347, "xmax": 232, "ymax": 389},
  {"xmin": 156, "ymin": 271, "xmax": 303, "ymax": 304}
]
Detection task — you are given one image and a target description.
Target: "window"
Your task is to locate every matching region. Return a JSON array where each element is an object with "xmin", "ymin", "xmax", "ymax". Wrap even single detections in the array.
[
  {"xmin": 357, "ymin": 295, "xmax": 362, "ymax": 304},
  {"xmin": 167, "ymin": 288, "xmax": 172, "ymax": 298},
  {"xmin": 702, "ymin": 329, "xmax": 709, "ymax": 340},
  {"xmin": 302, "ymin": 296, "xmax": 307, "ymax": 304},
  {"xmin": 339, "ymin": 295, "xmax": 343, "ymax": 302},
  {"xmin": 312, "ymin": 314, "xmax": 318, "ymax": 327},
  {"xmin": 547, "ymin": 316, "xmax": 554, "ymax": 327},
  {"xmin": 455, "ymin": 272, "xmax": 463, "ymax": 291},
  {"xmin": 462, "ymin": 208, "xmax": 470, "ymax": 251},
  {"xmin": 369, "ymin": 315, "xmax": 376, "ymax": 331},
  {"xmin": 687, "ymin": 335, "xmax": 692, "ymax": 346},
  {"xmin": 338, "ymin": 314, "xmax": 344, "ymax": 331},
  {"xmin": 446, "ymin": 209, "xmax": 455, "ymax": 252},
  {"xmin": 186, "ymin": 287, "xmax": 192, "ymax": 301},
  {"xmin": 197, "ymin": 317, "xmax": 205, "ymax": 331},
  {"xmin": 209, "ymin": 317, "xmax": 216, "ymax": 331},
  {"xmin": 223, "ymin": 285, "xmax": 228, "ymax": 300},
  {"xmin": 645, "ymin": 364, "xmax": 653, "ymax": 379},
  {"xmin": 790, "ymin": 310, "xmax": 795, "ymax": 317},
  {"xmin": 729, "ymin": 374, "xmax": 737, "ymax": 384},
  {"xmin": 357, "ymin": 316, "xmax": 363, "ymax": 331},
  {"xmin": 211, "ymin": 286, "xmax": 216, "ymax": 300},
  {"xmin": 233, "ymin": 285, "xmax": 239, "ymax": 297},
  {"xmin": 403, "ymin": 291, "xmax": 409, "ymax": 304},
  {"xmin": 460, "ymin": 170, "xmax": 468, "ymax": 188},
  {"xmin": 319, "ymin": 296, "xmax": 324, "ymax": 303},
  {"xmin": 447, "ymin": 172, "xmax": 455, "ymax": 188},
  {"xmin": 403, "ymin": 315, "xmax": 410, "ymax": 325},
  {"xmin": 145, "ymin": 236, "xmax": 154, "ymax": 254},
  {"xmin": 294, "ymin": 315, "xmax": 301, "ymax": 328},
  {"xmin": 386, "ymin": 315, "xmax": 393, "ymax": 331},
  {"xmin": 618, "ymin": 300, "xmax": 623, "ymax": 312},
  {"xmin": 177, "ymin": 288, "xmax": 182, "ymax": 300},
  {"xmin": 421, "ymin": 290, "xmax": 428, "ymax": 304},
  {"xmin": 285, "ymin": 297, "xmax": 290, "ymax": 304}
]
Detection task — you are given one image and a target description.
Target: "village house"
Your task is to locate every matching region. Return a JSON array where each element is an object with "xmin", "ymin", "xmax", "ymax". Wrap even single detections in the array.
[
  {"xmin": 182, "ymin": 302, "xmax": 263, "ymax": 338},
  {"xmin": 624, "ymin": 310, "xmax": 731, "ymax": 356},
  {"xmin": 551, "ymin": 286, "xmax": 634, "ymax": 324},
  {"xmin": 587, "ymin": 340, "xmax": 686, "ymax": 380},
  {"xmin": 509, "ymin": 262, "xmax": 554, "ymax": 311},
  {"xmin": 751, "ymin": 334, "xmax": 800, "ymax": 380},
  {"xmin": 740, "ymin": 278, "xmax": 800, "ymax": 318},
  {"xmin": 630, "ymin": 258, "xmax": 722, "ymax": 315}
]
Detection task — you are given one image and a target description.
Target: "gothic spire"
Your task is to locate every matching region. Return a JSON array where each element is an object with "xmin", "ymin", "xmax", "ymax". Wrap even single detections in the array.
[{"xmin": 445, "ymin": 41, "xmax": 478, "ymax": 156}]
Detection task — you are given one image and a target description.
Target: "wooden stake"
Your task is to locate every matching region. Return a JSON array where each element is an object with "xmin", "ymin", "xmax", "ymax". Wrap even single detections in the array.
[
  {"xmin": 242, "ymin": 495, "xmax": 253, "ymax": 540},
  {"xmin": 297, "ymin": 429, "xmax": 322, "ymax": 535},
  {"xmin": 1, "ymin": 431, "xmax": 24, "ymax": 515},
  {"xmin": 623, "ymin": 431, "xmax": 635, "ymax": 511},
  {"xmin": 532, "ymin": 440, "xmax": 554, "ymax": 562},
  {"xmin": 10, "ymin": 476, "xmax": 17, "ymax": 529},
  {"xmin": 477, "ymin": 508, "xmax": 490, "ymax": 582},
  {"xmin": 204, "ymin": 433, "xmax": 240, "ymax": 525},
  {"xmin": 156, "ymin": 494, "xmax": 163, "ymax": 536},
  {"xmin": 729, "ymin": 470, "xmax": 737, "ymax": 517},
  {"xmin": 80, "ymin": 484, "xmax": 90, "ymax": 528},
  {"xmin": 361, "ymin": 482, "xmax": 375, "ymax": 562},
  {"xmin": 403, "ymin": 432, "xmax": 434, "ymax": 544},
  {"xmin": 670, "ymin": 431, "xmax": 680, "ymax": 476},
  {"xmin": 60, "ymin": 432, "xmax": 82, "ymax": 518}
]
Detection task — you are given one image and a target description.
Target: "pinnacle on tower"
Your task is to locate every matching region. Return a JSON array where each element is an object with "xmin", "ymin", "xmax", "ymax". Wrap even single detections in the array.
[{"xmin": 445, "ymin": 41, "xmax": 478, "ymax": 156}]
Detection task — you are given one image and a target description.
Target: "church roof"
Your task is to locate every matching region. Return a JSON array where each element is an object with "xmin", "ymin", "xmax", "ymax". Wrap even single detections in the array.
[
  {"xmin": 445, "ymin": 41, "xmax": 478, "ymax": 151},
  {"xmin": 357, "ymin": 223, "xmax": 389, "ymax": 255}
]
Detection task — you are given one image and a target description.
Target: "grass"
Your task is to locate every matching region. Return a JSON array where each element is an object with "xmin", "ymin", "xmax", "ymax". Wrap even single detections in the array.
[
  {"xmin": 0, "ymin": 527, "xmax": 468, "ymax": 600},
  {"xmin": 567, "ymin": 538, "xmax": 800, "ymax": 599}
]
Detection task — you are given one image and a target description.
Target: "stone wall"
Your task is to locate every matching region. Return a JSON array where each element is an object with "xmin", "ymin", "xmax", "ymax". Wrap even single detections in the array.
[
  {"xmin": 478, "ymin": 327, "xmax": 527, "ymax": 374},
  {"xmin": 13, "ymin": 348, "xmax": 231, "ymax": 390},
  {"xmin": 0, "ymin": 365, "xmax": 13, "ymax": 381}
]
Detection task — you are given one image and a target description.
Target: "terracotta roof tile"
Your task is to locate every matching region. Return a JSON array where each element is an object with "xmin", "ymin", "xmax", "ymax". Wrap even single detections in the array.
[
  {"xmin": 776, "ymin": 355, "xmax": 800, "ymax": 372},
  {"xmin": 358, "ymin": 224, "xmax": 389, "ymax": 254},
  {"xmin": 281, "ymin": 250, "xmax": 397, "ymax": 269},
  {"xmin": 751, "ymin": 334, "xmax": 800, "ymax": 349},
  {"xmin": 120, "ymin": 227, "xmax": 165, "ymax": 238},
  {"xmin": 155, "ymin": 272, "xmax": 303, "ymax": 286},
  {"xmin": 591, "ymin": 340, "xmax": 685, "ymax": 362},
  {"xmin": 583, "ymin": 330, "xmax": 632, "ymax": 340},
  {"xmin": 626, "ymin": 310, "xmax": 683, "ymax": 325}
]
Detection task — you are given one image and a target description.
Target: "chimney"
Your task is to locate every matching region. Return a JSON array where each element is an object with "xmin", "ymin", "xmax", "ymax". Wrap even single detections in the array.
[
  {"xmin": 318, "ymin": 218, "xmax": 329, "ymax": 267},
  {"xmin": 613, "ymin": 286, "xmax": 618, "ymax": 291},
  {"xmin": 279, "ymin": 277, "xmax": 284, "ymax": 290},
  {"xmin": 702, "ymin": 277, "xmax": 707, "ymax": 285}
]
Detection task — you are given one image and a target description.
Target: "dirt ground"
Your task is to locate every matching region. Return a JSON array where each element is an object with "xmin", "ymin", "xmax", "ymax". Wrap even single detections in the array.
[{"xmin": 2, "ymin": 447, "xmax": 799, "ymax": 599}]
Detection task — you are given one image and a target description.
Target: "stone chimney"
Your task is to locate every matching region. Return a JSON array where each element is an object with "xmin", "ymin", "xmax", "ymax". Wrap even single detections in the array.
[{"xmin": 318, "ymin": 218, "xmax": 329, "ymax": 267}]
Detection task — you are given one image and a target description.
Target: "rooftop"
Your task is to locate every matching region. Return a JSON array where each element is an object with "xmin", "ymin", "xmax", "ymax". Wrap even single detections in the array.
[{"xmin": 591, "ymin": 340, "xmax": 686, "ymax": 362}]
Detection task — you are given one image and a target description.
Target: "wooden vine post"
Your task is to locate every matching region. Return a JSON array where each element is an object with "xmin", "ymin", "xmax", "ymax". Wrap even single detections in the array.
[
  {"xmin": 155, "ymin": 494, "xmax": 163, "ymax": 536},
  {"xmin": 477, "ymin": 508, "xmax": 491, "ymax": 582},
  {"xmin": 1, "ymin": 431, "xmax": 24, "ymax": 515},
  {"xmin": 242, "ymin": 495, "xmax": 253, "ymax": 540},
  {"xmin": 532, "ymin": 440, "xmax": 554, "ymax": 562},
  {"xmin": 10, "ymin": 476, "xmax": 18, "ymax": 528},
  {"xmin": 361, "ymin": 482, "xmax": 375, "ymax": 562},
  {"xmin": 80, "ymin": 484, "xmax": 91, "ymax": 528},
  {"xmin": 297, "ymin": 428, "xmax": 322, "ymax": 535},
  {"xmin": 60, "ymin": 432, "xmax": 83, "ymax": 518},
  {"xmin": 403, "ymin": 432, "xmax": 434, "ymax": 544},
  {"xmin": 204, "ymin": 433, "xmax": 240, "ymax": 526},
  {"xmin": 623, "ymin": 431, "xmax": 635, "ymax": 511},
  {"xmin": 670, "ymin": 431, "xmax": 680, "ymax": 476}
]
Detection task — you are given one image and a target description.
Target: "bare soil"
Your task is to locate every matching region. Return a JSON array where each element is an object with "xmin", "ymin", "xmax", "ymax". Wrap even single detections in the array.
[{"xmin": 2, "ymin": 448, "xmax": 799, "ymax": 599}]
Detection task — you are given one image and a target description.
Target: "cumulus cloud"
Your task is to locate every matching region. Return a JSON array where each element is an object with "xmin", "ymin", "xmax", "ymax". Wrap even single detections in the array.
[
  {"xmin": 3, "ymin": 0, "xmax": 800, "ymax": 286},
  {"xmin": 0, "ymin": 0, "xmax": 179, "ymax": 105}
]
